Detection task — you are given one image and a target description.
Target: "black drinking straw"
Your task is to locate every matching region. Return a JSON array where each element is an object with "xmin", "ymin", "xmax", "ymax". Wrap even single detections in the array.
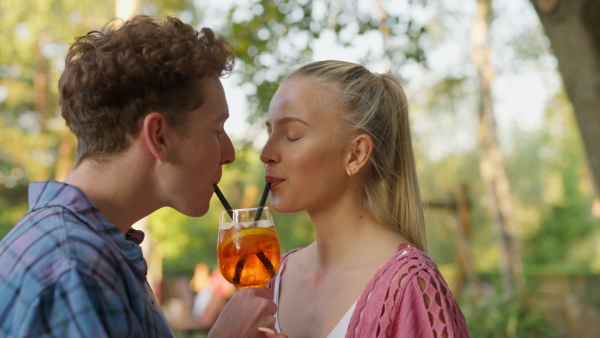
[
  {"xmin": 254, "ymin": 182, "xmax": 271, "ymax": 221},
  {"xmin": 233, "ymin": 181, "xmax": 275, "ymax": 285},
  {"xmin": 213, "ymin": 184, "xmax": 233, "ymax": 218},
  {"xmin": 232, "ymin": 255, "xmax": 246, "ymax": 286},
  {"xmin": 214, "ymin": 183, "xmax": 243, "ymax": 285},
  {"xmin": 253, "ymin": 182, "xmax": 275, "ymax": 277}
]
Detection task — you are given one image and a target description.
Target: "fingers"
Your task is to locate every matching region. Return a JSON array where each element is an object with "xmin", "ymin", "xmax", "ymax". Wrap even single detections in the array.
[
  {"xmin": 239, "ymin": 286, "xmax": 274, "ymax": 299},
  {"xmin": 235, "ymin": 287, "xmax": 277, "ymax": 315},
  {"xmin": 257, "ymin": 314, "xmax": 276, "ymax": 330},
  {"xmin": 258, "ymin": 327, "xmax": 275, "ymax": 334},
  {"xmin": 259, "ymin": 327, "xmax": 288, "ymax": 338},
  {"xmin": 208, "ymin": 287, "xmax": 279, "ymax": 338},
  {"xmin": 258, "ymin": 326, "xmax": 288, "ymax": 338},
  {"xmin": 265, "ymin": 334, "xmax": 288, "ymax": 338}
]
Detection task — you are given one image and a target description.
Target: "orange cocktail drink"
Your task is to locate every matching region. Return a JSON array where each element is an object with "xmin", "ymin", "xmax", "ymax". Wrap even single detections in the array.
[{"xmin": 217, "ymin": 207, "xmax": 280, "ymax": 289}]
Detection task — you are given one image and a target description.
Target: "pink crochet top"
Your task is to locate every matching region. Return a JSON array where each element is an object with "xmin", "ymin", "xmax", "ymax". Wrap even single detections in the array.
[{"xmin": 269, "ymin": 243, "xmax": 470, "ymax": 338}]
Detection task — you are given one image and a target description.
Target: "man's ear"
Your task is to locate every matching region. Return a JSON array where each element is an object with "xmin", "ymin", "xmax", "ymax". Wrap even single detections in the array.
[
  {"xmin": 345, "ymin": 134, "xmax": 374, "ymax": 176},
  {"xmin": 141, "ymin": 112, "xmax": 169, "ymax": 162}
]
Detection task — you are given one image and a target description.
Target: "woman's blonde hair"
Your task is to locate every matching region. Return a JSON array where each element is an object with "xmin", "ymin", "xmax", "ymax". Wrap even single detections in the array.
[{"xmin": 284, "ymin": 60, "xmax": 427, "ymax": 252}]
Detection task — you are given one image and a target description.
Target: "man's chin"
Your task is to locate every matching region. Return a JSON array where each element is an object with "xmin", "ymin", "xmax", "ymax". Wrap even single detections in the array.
[{"xmin": 179, "ymin": 205, "xmax": 209, "ymax": 218}]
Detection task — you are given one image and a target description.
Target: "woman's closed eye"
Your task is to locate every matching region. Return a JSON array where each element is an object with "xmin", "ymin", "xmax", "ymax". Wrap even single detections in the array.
[{"xmin": 286, "ymin": 137, "xmax": 300, "ymax": 142}]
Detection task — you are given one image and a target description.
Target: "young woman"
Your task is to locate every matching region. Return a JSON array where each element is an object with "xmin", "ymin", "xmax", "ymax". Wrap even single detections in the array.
[{"xmin": 262, "ymin": 60, "xmax": 470, "ymax": 337}]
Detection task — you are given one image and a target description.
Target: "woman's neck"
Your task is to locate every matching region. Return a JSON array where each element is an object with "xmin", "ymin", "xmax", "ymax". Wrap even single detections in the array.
[{"xmin": 306, "ymin": 193, "xmax": 407, "ymax": 270}]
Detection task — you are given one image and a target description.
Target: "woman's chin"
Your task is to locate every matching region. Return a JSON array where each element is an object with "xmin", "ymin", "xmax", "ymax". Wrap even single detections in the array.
[{"xmin": 271, "ymin": 201, "xmax": 301, "ymax": 214}]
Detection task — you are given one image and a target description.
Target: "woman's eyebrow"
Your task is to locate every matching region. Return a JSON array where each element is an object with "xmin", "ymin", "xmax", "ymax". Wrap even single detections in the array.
[{"xmin": 266, "ymin": 117, "xmax": 311, "ymax": 128}]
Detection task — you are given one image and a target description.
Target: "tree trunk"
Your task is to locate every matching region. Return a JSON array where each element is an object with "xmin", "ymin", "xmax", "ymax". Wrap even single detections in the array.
[
  {"xmin": 33, "ymin": 33, "xmax": 54, "ymax": 182},
  {"xmin": 33, "ymin": 41, "xmax": 48, "ymax": 118},
  {"xmin": 374, "ymin": 0, "xmax": 392, "ymax": 73},
  {"xmin": 455, "ymin": 184, "xmax": 479, "ymax": 298},
  {"xmin": 530, "ymin": 0, "xmax": 600, "ymax": 194},
  {"xmin": 471, "ymin": 0, "xmax": 523, "ymax": 292}
]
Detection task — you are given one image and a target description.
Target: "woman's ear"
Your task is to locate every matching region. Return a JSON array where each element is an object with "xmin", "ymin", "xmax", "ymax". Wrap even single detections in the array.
[
  {"xmin": 345, "ymin": 133, "xmax": 374, "ymax": 176},
  {"xmin": 141, "ymin": 112, "xmax": 169, "ymax": 162}
]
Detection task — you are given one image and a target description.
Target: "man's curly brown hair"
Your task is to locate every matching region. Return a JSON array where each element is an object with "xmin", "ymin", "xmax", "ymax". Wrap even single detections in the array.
[{"xmin": 58, "ymin": 15, "xmax": 234, "ymax": 164}]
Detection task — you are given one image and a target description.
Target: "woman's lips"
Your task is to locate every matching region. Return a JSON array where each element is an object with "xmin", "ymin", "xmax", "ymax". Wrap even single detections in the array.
[{"xmin": 265, "ymin": 176, "xmax": 285, "ymax": 190}]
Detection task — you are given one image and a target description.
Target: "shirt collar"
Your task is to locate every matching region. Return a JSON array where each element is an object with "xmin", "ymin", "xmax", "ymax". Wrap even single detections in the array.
[{"xmin": 28, "ymin": 180, "xmax": 148, "ymax": 278}]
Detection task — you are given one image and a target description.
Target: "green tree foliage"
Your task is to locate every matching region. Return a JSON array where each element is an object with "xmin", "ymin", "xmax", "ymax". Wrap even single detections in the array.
[
  {"xmin": 0, "ymin": 0, "xmax": 114, "ymax": 237},
  {"xmin": 223, "ymin": 0, "xmax": 429, "ymax": 126},
  {"xmin": 461, "ymin": 285, "xmax": 559, "ymax": 338},
  {"xmin": 2, "ymin": 2, "xmax": 600, "ymax": 333},
  {"xmin": 520, "ymin": 91, "xmax": 600, "ymax": 270}
]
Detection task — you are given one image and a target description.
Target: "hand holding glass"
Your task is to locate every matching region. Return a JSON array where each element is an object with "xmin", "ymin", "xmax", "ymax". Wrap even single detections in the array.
[{"xmin": 217, "ymin": 207, "xmax": 280, "ymax": 289}]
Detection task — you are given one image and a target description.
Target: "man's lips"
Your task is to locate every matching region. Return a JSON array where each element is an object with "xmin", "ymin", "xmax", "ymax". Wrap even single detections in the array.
[{"xmin": 265, "ymin": 176, "xmax": 285, "ymax": 190}]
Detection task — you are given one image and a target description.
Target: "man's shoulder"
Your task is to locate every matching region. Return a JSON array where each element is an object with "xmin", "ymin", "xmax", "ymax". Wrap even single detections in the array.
[
  {"xmin": 0, "ymin": 205, "xmax": 118, "ymax": 290},
  {"xmin": 1, "ymin": 203, "xmax": 106, "ymax": 253}
]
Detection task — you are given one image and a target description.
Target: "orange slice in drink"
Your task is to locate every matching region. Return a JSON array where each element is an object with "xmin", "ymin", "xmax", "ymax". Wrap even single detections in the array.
[{"xmin": 220, "ymin": 227, "xmax": 277, "ymax": 249}]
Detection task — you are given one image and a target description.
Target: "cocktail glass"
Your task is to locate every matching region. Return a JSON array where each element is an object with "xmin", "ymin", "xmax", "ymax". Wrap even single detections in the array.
[{"xmin": 217, "ymin": 207, "xmax": 280, "ymax": 289}]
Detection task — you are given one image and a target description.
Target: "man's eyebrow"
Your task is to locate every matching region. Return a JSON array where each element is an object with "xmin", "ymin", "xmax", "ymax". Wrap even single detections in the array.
[{"xmin": 265, "ymin": 117, "xmax": 311, "ymax": 127}]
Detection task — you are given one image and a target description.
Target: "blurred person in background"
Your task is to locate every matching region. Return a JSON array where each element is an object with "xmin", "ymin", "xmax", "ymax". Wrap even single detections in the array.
[
  {"xmin": 191, "ymin": 263, "xmax": 213, "ymax": 320},
  {"xmin": 0, "ymin": 15, "xmax": 283, "ymax": 338},
  {"xmin": 191, "ymin": 264, "xmax": 235, "ymax": 322},
  {"xmin": 262, "ymin": 60, "xmax": 470, "ymax": 337},
  {"xmin": 168, "ymin": 263, "xmax": 235, "ymax": 332}
]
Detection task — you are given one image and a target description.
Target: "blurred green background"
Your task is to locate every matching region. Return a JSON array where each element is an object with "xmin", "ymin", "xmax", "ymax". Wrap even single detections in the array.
[{"xmin": 1, "ymin": 0, "xmax": 600, "ymax": 336}]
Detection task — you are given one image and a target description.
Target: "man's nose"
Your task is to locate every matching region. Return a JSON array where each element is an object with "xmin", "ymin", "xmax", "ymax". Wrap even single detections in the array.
[{"xmin": 221, "ymin": 133, "xmax": 235, "ymax": 165}]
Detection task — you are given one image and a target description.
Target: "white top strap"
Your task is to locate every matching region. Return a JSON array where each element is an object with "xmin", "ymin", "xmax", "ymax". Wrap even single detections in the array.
[{"xmin": 273, "ymin": 252, "xmax": 358, "ymax": 337}]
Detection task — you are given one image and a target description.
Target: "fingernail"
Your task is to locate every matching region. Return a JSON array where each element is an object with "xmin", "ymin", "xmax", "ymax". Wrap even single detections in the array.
[{"xmin": 258, "ymin": 327, "xmax": 276, "ymax": 334}]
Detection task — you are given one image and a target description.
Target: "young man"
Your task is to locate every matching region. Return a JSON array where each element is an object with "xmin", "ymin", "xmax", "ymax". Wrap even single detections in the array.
[{"xmin": 0, "ymin": 16, "xmax": 282, "ymax": 337}]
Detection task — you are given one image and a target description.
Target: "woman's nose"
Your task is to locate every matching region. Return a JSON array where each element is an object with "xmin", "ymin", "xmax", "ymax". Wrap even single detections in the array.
[{"xmin": 260, "ymin": 137, "xmax": 278, "ymax": 165}]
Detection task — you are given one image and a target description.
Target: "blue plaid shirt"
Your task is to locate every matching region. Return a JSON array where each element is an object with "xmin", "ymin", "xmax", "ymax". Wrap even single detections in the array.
[{"xmin": 0, "ymin": 181, "xmax": 174, "ymax": 337}]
